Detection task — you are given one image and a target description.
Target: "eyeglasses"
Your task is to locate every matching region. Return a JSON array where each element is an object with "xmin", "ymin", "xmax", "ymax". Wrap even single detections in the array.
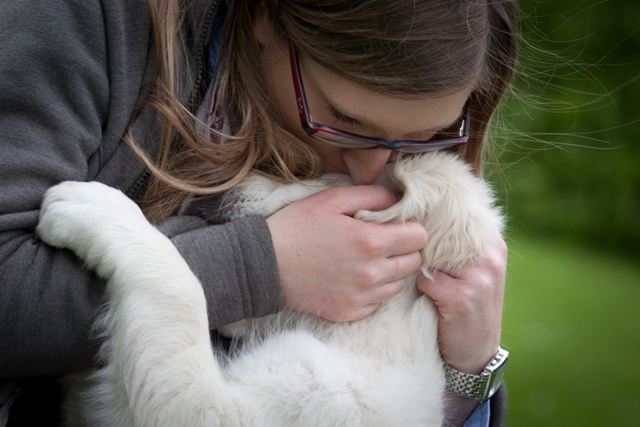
[{"xmin": 288, "ymin": 39, "xmax": 471, "ymax": 153}]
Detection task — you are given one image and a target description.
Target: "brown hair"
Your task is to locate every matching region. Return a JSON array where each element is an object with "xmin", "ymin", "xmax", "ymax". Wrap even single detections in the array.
[{"xmin": 137, "ymin": 0, "xmax": 518, "ymax": 222}]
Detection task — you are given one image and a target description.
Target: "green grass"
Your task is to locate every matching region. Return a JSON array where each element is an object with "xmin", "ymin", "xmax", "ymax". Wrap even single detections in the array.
[{"xmin": 502, "ymin": 232, "xmax": 640, "ymax": 426}]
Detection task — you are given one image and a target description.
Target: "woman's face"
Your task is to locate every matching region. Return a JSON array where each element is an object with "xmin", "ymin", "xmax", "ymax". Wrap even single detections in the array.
[{"xmin": 255, "ymin": 9, "xmax": 472, "ymax": 185}]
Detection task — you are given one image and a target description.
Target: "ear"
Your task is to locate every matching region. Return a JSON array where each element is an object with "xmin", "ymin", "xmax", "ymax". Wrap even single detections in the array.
[{"xmin": 252, "ymin": 0, "xmax": 278, "ymax": 48}]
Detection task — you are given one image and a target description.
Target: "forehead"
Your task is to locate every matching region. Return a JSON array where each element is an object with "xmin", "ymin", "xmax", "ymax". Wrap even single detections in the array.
[{"xmin": 302, "ymin": 56, "xmax": 472, "ymax": 134}]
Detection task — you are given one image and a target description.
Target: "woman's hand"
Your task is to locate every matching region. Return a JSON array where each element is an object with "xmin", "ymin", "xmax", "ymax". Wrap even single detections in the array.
[
  {"xmin": 266, "ymin": 185, "xmax": 428, "ymax": 322},
  {"xmin": 416, "ymin": 236, "xmax": 508, "ymax": 425}
]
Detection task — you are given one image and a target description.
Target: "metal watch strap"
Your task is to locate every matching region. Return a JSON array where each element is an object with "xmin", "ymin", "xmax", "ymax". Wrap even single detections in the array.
[{"xmin": 444, "ymin": 347, "xmax": 509, "ymax": 402}]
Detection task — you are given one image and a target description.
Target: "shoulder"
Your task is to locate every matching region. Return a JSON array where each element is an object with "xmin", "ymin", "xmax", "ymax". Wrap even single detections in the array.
[
  {"xmin": 1, "ymin": 0, "xmax": 149, "ymax": 45},
  {"xmin": 0, "ymin": 0, "xmax": 154, "ymax": 216},
  {"xmin": 1, "ymin": 0, "xmax": 151, "ymax": 96}
]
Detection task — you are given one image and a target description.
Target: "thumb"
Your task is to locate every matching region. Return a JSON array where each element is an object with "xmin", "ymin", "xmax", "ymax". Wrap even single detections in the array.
[{"xmin": 330, "ymin": 185, "xmax": 399, "ymax": 216}]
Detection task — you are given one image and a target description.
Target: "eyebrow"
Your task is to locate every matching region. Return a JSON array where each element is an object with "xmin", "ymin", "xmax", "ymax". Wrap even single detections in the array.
[{"xmin": 326, "ymin": 102, "xmax": 465, "ymax": 135}]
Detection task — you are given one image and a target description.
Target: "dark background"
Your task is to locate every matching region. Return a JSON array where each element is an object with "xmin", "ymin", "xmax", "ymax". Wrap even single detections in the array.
[{"xmin": 492, "ymin": 0, "xmax": 640, "ymax": 257}]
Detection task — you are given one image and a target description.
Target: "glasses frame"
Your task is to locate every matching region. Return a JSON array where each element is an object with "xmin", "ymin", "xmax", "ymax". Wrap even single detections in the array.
[{"xmin": 288, "ymin": 39, "xmax": 471, "ymax": 153}]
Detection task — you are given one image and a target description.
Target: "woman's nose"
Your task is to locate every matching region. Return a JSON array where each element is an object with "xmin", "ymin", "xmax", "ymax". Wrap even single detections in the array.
[{"xmin": 343, "ymin": 148, "xmax": 394, "ymax": 185}]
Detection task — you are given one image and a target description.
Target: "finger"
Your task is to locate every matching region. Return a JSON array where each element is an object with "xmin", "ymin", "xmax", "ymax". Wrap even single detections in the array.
[
  {"xmin": 418, "ymin": 265, "xmax": 504, "ymax": 314},
  {"xmin": 327, "ymin": 185, "xmax": 400, "ymax": 216},
  {"xmin": 347, "ymin": 278, "xmax": 407, "ymax": 322},
  {"xmin": 382, "ymin": 251, "xmax": 423, "ymax": 283},
  {"xmin": 353, "ymin": 252, "xmax": 420, "ymax": 296},
  {"xmin": 351, "ymin": 302, "xmax": 383, "ymax": 321},
  {"xmin": 366, "ymin": 220, "xmax": 429, "ymax": 257},
  {"xmin": 370, "ymin": 278, "xmax": 406, "ymax": 304}
]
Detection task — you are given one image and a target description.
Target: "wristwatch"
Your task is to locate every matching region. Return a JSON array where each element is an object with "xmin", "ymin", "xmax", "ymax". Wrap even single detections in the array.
[{"xmin": 444, "ymin": 347, "xmax": 509, "ymax": 402}]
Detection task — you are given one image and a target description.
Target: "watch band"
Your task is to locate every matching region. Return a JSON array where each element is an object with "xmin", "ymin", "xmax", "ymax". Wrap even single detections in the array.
[{"xmin": 444, "ymin": 347, "xmax": 509, "ymax": 402}]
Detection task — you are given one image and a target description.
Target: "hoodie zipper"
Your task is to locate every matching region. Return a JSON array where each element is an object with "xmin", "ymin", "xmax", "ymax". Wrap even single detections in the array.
[
  {"xmin": 127, "ymin": 0, "xmax": 222, "ymax": 200},
  {"xmin": 188, "ymin": 0, "xmax": 222, "ymax": 111}
]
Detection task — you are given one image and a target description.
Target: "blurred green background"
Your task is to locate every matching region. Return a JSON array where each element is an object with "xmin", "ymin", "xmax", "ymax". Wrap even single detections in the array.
[{"xmin": 491, "ymin": 0, "xmax": 640, "ymax": 425}]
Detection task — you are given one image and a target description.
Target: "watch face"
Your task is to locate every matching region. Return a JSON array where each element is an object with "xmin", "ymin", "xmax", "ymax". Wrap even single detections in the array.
[
  {"xmin": 485, "ymin": 349, "xmax": 509, "ymax": 399},
  {"xmin": 488, "ymin": 366, "xmax": 507, "ymax": 397}
]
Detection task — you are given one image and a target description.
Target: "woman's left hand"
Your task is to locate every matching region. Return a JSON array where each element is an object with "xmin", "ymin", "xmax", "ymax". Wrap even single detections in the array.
[
  {"xmin": 416, "ymin": 235, "xmax": 507, "ymax": 425},
  {"xmin": 417, "ymin": 235, "xmax": 507, "ymax": 373}
]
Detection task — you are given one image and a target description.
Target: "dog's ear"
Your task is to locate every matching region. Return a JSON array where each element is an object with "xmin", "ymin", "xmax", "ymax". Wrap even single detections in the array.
[
  {"xmin": 408, "ymin": 152, "xmax": 504, "ymax": 273},
  {"xmin": 356, "ymin": 152, "xmax": 504, "ymax": 274}
]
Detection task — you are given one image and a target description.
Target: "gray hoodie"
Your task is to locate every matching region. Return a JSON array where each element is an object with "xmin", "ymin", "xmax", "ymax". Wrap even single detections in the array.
[{"xmin": 0, "ymin": 0, "xmax": 282, "ymax": 378}]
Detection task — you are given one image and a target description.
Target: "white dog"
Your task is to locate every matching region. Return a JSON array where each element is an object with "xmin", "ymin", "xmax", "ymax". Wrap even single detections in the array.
[{"xmin": 37, "ymin": 151, "xmax": 503, "ymax": 427}]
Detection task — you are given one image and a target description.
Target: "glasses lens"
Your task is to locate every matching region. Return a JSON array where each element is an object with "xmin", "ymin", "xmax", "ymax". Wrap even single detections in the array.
[
  {"xmin": 394, "ymin": 144, "xmax": 446, "ymax": 153},
  {"xmin": 431, "ymin": 125, "xmax": 465, "ymax": 142},
  {"xmin": 313, "ymin": 128, "xmax": 466, "ymax": 152},
  {"xmin": 304, "ymin": 100, "xmax": 470, "ymax": 152},
  {"xmin": 311, "ymin": 129, "xmax": 380, "ymax": 149}
]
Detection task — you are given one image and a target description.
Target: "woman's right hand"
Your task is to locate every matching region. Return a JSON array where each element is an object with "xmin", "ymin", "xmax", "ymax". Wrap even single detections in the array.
[{"xmin": 266, "ymin": 185, "xmax": 428, "ymax": 322}]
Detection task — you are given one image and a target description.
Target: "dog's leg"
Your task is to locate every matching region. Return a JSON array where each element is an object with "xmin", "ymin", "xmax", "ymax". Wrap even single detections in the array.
[{"xmin": 38, "ymin": 182, "xmax": 237, "ymax": 427}]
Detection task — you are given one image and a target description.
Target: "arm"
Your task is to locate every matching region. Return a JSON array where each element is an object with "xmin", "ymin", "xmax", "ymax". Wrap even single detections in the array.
[
  {"xmin": 459, "ymin": 383, "xmax": 507, "ymax": 427},
  {"xmin": 157, "ymin": 215, "xmax": 284, "ymax": 328},
  {"xmin": 177, "ymin": 183, "xmax": 430, "ymax": 325},
  {"xmin": 0, "ymin": 0, "xmax": 112, "ymax": 378},
  {"xmin": 489, "ymin": 383, "xmax": 508, "ymax": 427},
  {"xmin": 417, "ymin": 237, "xmax": 508, "ymax": 426},
  {"xmin": 0, "ymin": 0, "xmax": 282, "ymax": 378}
]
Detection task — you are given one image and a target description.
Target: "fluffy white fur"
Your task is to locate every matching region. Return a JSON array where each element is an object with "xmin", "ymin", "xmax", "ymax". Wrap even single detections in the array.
[{"xmin": 37, "ymin": 151, "xmax": 503, "ymax": 427}]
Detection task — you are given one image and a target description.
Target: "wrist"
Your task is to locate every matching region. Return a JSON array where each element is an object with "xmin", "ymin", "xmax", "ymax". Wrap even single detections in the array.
[
  {"xmin": 442, "ymin": 393, "xmax": 478, "ymax": 427},
  {"xmin": 444, "ymin": 346, "xmax": 509, "ymax": 402},
  {"xmin": 441, "ymin": 338, "xmax": 501, "ymax": 375},
  {"xmin": 445, "ymin": 345, "xmax": 500, "ymax": 375}
]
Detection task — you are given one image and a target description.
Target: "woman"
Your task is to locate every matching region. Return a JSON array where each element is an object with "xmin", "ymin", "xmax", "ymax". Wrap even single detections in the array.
[{"xmin": 0, "ymin": 0, "xmax": 515, "ymax": 425}]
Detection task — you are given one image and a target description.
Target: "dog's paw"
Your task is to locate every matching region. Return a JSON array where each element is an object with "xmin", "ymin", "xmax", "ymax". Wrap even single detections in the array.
[{"xmin": 38, "ymin": 181, "xmax": 149, "ymax": 270}]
